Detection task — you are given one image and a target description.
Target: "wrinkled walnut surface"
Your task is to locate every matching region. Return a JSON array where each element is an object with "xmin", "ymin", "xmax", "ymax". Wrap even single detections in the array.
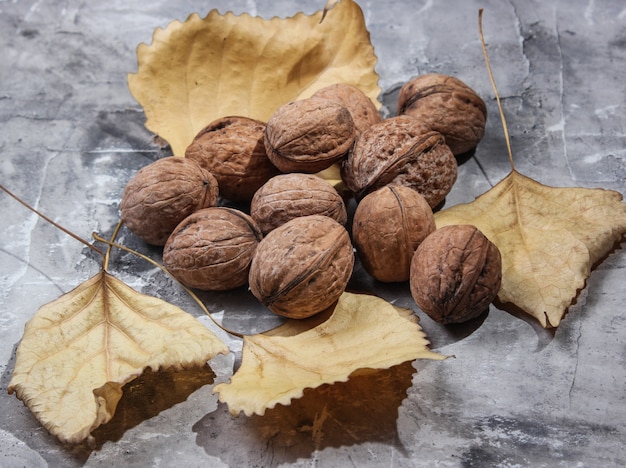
[
  {"xmin": 185, "ymin": 116, "xmax": 279, "ymax": 202},
  {"xmin": 398, "ymin": 73, "xmax": 487, "ymax": 156},
  {"xmin": 410, "ymin": 224, "xmax": 502, "ymax": 324},
  {"xmin": 248, "ymin": 215, "xmax": 354, "ymax": 319},
  {"xmin": 352, "ymin": 185, "xmax": 435, "ymax": 282},
  {"xmin": 264, "ymin": 98, "xmax": 355, "ymax": 174},
  {"xmin": 341, "ymin": 115, "xmax": 457, "ymax": 208},
  {"xmin": 250, "ymin": 173, "xmax": 348, "ymax": 234},
  {"xmin": 163, "ymin": 207, "xmax": 262, "ymax": 291},
  {"xmin": 120, "ymin": 156, "xmax": 219, "ymax": 246},
  {"xmin": 312, "ymin": 83, "xmax": 382, "ymax": 137}
]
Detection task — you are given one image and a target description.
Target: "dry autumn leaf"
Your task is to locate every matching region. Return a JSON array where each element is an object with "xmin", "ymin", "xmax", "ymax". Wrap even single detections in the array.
[
  {"xmin": 8, "ymin": 271, "xmax": 229, "ymax": 445},
  {"xmin": 213, "ymin": 292, "xmax": 446, "ymax": 416},
  {"xmin": 433, "ymin": 11, "xmax": 626, "ymax": 328},
  {"xmin": 434, "ymin": 170, "xmax": 626, "ymax": 328},
  {"xmin": 127, "ymin": 0, "xmax": 381, "ymax": 157}
]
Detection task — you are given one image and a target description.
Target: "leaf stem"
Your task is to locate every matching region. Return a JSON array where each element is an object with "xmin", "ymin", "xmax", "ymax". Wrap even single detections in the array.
[
  {"xmin": 0, "ymin": 183, "xmax": 105, "ymax": 258},
  {"xmin": 103, "ymin": 220, "xmax": 124, "ymax": 271},
  {"xmin": 479, "ymin": 9, "xmax": 515, "ymax": 171},
  {"xmin": 92, "ymin": 232, "xmax": 244, "ymax": 339}
]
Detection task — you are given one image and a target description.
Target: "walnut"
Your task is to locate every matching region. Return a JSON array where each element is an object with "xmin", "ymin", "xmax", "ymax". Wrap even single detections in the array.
[
  {"xmin": 264, "ymin": 98, "xmax": 355, "ymax": 174},
  {"xmin": 185, "ymin": 116, "xmax": 280, "ymax": 202},
  {"xmin": 250, "ymin": 173, "xmax": 347, "ymax": 235},
  {"xmin": 312, "ymin": 83, "xmax": 382, "ymax": 137},
  {"xmin": 352, "ymin": 185, "xmax": 435, "ymax": 282},
  {"xmin": 120, "ymin": 156, "xmax": 219, "ymax": 246},
  {"xmin": 248, "ymin": 215, "xmax": 354, "ymax": 319},
  {"xmin": 398, "ymin": 73, "xmax": 487, "ymax": 156},
  {"xmin": 163, "ymin": 207, "xmax": 262, "ymax": 291},
  {"xmin": 409, "ymin": 224, "xmax": 502, "ymax": 324},
  {"xmin": 341, "ymin": 115, "xmax": 457, "ymax": 209}
]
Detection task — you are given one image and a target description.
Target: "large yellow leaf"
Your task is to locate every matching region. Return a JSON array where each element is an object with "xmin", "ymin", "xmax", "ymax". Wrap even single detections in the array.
[
  {"xmin": 435, "ymin": 170, "xmax": 626, "ymax": 328},
  {"xmin": 8, "ymin": 271, "xmax": 228, "ymax": 445},
  {"xmin": 213, "ymin": 292, "xmax": 446, "ymax": 416},
  {"xmin": 127, "ymin": 0, "xmax": 381, "ymax": 157}
]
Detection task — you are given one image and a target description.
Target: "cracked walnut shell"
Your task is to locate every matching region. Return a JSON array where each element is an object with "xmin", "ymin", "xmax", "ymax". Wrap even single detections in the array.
[
  {"xmin": 120, "ymin": 156, "xmax": 219, "ymax": 246},
  {"xmin": 264, "ymin": 98, "xmax": 355, "ymax": 174},
  {"xmin": 248, "ymin": 215, "xmax": 354, "ymax": 319},
  {"xmin": 398, "ymin": 73, "xmax": 487, "ymax": 156},
  {"xmin": 185, "ymin": 116, "xmax": 280, "ymax": 203},
  {"xmin": 250, "ymin": 173, "xmax": 348, "ymax": 235},
  {"xmin": 163, "ymin": 207, "xmax": 262, "ymax": 291},
  {"xmin": 352, "ymin": 185, "xmax": 435, "ymax": 283},
  {"xmin": 410, "ymin": 224, "xmax": 502, "ymax": 324},
  {"xmin": 341, "ymin": 115, "xmax": 457, "ymax": 209}
]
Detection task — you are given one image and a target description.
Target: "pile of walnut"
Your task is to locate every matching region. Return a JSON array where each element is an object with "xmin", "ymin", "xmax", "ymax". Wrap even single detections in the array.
[{"xmin": 120, "ymin": 74, "xmax": 502, "ymax": 325}]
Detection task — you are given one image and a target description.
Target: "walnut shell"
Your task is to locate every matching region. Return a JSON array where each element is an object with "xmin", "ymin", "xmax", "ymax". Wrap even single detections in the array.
[
  {"xmin": 249, "ymin": 215, "xmax": 354, "ymax": 319},
  {"xmin": 352, "ymin": 185, "xmax": 435, "ymax": 282},
  {"xmin": 163, "ymin": 207, "xmax": 262, "ymax": 291},
  {"xmin": 250, "ymin": 173, "xmax": 348, "ymax": 235},
  {"xmin": 409, "ymin": 224, "xmax": 502, "ymax": 324},
  {"xmin": 264, "ymin": 98, "xmax": 355, "ymax": 174},
  {"xmin": 312, "ymin": 83, "xmax": 382, "ymax": 137},
  {"xmin": 120, "ymin": 156, "xmax": 219, "ymax": 246},
  {"xmin": 185, "ymin": 116, "xmax": 280, "ymax": 202},
  {"xmin": 341, "ymin": 115, "xmax": 457, "ymax": 208},
  {"xmin": 398, "ymin": 73, "xmax": 487, "ymax": 156}
]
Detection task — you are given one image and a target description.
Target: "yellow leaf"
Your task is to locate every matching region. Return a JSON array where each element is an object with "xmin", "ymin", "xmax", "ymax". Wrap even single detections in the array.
[
  {"xmin": 8, "ymin": 271, "xmax": 229, "ymax": 444},
  {"xmin": 127, "ymin": 0, "xmax": 381, "ymax": 157},
  {"xmin": 213, "ymin": 292, "xmax": 446, "ymax": 416},
  {"xmin": 434, "ymin": 170, "xmax": 626, "ymax": 328}
]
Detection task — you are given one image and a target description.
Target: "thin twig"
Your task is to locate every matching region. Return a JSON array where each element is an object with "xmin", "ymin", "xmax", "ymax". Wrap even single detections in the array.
[
  {"xmin": 479, "ymin": 9, "xmax": 516, "ymax": 171},
  {"xmin": 92, "ymin": 232, "xmax": 244, "ymax": 339},
  {"xmin": 104, "ymin": 220, "xmax": 124, "ymax": 271},
  {"xmin": 0, "ymin": 184, "xmax": 105, "ymax": 258}
]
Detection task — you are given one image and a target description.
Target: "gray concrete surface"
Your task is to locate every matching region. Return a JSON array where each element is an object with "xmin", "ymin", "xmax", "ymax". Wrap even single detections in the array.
[{"xmin": 1, "ymin": 0, "xmax": 625, "ymax": 466}]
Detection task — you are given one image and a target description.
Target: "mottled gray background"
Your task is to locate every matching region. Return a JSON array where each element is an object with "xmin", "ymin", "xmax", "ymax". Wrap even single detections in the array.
[{"xmin": 1, "ymin": 1, "xmax": 624, "ymax": 466}]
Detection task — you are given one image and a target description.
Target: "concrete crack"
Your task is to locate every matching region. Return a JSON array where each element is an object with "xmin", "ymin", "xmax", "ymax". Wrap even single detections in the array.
[
  {"xmin": 567, "ymin": 318, "xmax": 583, "ymax": 409},
  {"xmin": 552, "ymin": 11, "xmax": 574, "ymax": 181},
  {"xmin": 508, "ymin": 0, "xmax": 531, "ymax": 85}
]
